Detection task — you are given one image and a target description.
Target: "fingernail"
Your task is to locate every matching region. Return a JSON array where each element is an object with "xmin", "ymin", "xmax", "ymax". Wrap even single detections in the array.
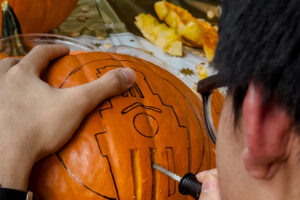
[{"xmin": 120, "ymin": 68, "xmax": 136, "ymax": 84}]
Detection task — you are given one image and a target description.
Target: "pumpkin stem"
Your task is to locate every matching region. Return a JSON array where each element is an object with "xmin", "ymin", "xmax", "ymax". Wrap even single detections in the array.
[{"xmin": 1, "ymin": 0, "xmax": 29, "ymax": 56}]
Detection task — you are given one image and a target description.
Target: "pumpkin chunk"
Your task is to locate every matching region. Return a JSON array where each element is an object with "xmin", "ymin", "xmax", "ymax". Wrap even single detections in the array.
[
  {"xmin": 154, "ymin": 0, "xmax": 218, "ymax": 62},
  {"xmin": 135, "ymin": 13, "xmax": 183, "ymax": 57}
]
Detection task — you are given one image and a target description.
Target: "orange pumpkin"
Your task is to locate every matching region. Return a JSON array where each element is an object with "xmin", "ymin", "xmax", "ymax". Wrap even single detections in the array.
[
  {"xmin": 0, "ymin": 52, "xmax": 8, "ymax": 59},
  {"xmin": 29, "ymin": 52, "xmax": 221, "ymax": 200},
  {"xmin": 0, "ymin": 0, "xmax": 78, "ymax": 36}
]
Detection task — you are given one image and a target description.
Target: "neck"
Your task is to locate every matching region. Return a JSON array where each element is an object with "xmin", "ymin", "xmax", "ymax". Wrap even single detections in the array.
[
  {"xmin": 265, "ymin": 134, "xmax": 300, "ymax": 200},
  {"xmin": 285, "ymin": 135, "xmax": 300, "ymax": 200}
]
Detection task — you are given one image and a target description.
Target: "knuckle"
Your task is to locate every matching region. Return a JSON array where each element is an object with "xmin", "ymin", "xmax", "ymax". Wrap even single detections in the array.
[
  {"xmin": 31, "ymin": 45, "xmax": 48, "ymax": 55},
  {"xmin": 33, "ymin": 45, "xmax": 46, "ymax": 51}
]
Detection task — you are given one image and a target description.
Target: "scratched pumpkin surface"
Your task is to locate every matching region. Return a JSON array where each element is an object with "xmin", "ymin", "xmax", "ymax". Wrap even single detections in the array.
[{"xmin": 29, "ymin": 52, "xmax": 218, "ymax": 200}]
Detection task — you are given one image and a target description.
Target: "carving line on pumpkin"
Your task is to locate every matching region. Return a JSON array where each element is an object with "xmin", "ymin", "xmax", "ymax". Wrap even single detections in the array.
[
  {"xmin": 121, "ymin": 102, "xmax": 162, "ymax": 114},
  {"xmin": 162, "ymin": 78, "xmax": 208, "ymax": 174},
  {"xmin": 166, "ymin": 147, "xmax": 176, "ymax": 196},
  {"xmin": 95, "ymin": 132, "xmax": 120, "ymax": 200},
  {"xmin": 56, "ymin": 153, "xmax": 117, "ymax": 200},
  {"xmin": 98, "ymin": 99, "xmax": 113, "ymax": 118},
  {"xmin": 130, "ymin": 149, "xmax": 140, "ymax": 200},
  {"xmin": 55, "ymin": 57, "xmax": 205, "ymax": 199},
  {"xmin": 58, "ymin": 59, "xmax": 130, "ymax": 89},
  {"xmin": 133, "ymin": 113, "xmax": 159, "ymax": 138},
  {"xmin": 150, "ymin": 148, "xmax": 158, "ymax": 199},
  {"xmin": 122, "ymin": 83, "xmax": 144, "ymax": 98},
  {"xmin": 122, "ymin": 102, "xmax": 162, "ymax": 138}
]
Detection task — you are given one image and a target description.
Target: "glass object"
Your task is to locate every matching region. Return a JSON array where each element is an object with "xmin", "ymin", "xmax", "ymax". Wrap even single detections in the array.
[
  {"xmin": 197, "ymin": 74, "xmax": 226, "ymax": 143},
  {"xmin": 0, "ymin": 33, "xmax": 98, "ymax": 57},
  {"xmin": 108, "ymin": 45, "xmax": 197, "ymax": 88}
]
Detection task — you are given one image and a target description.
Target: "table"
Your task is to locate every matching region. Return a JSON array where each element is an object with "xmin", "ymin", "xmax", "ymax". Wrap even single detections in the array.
[
  {"xmin": 52, "ymin": 0, "xmax": 220, "ymax": 37},
  {"xmin": 51, "ymin": 0, "xmax": 221, "ymax": 89}
]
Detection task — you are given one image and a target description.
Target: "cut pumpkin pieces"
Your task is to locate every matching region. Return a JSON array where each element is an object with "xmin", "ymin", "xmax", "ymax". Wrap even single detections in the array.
[
  {"xmin": 155, "ymin": 0, "xmax": 200, "ymax": 36},
  {"xmin": 182, "ymin": 20, "xmax": 206, "ymax": 47},
  {"xmin": 154, "ymin": 0, "xmax": 218, "ymax": 62},
  {"xmin": 135, "ymin": 13, "xmax": 182, "ymax": 57},
  {"xmin": 202, "ymin": 24, "xmax": 219, "ymax": 62}
]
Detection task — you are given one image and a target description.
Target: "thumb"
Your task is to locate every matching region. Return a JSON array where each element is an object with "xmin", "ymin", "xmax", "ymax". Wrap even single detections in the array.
[
  {"xmin": 63, "ymin": 67, "xmax": 136, "ymax": 113},
  {"xmin": 197, "ymin": 169, "xmax": 221, "ymax": 200}
]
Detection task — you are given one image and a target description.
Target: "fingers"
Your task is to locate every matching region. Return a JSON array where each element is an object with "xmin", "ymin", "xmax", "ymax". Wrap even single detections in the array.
[
  {"xmin": 197, "ymin": 169, "xmax": 218, "ymax": 180},
  {"xmin": 63, "ymin": 67, "xmax": 136, "ymax": 114},
  {"xmin": 18, "ymin": 45, "xmax": 69, "ymax": 74},
  {"xmin": 196, "ymin": 169, "xmax": 221, "ymax": 200},
  {"xmin": 0, "ymin": 57, "xmax": 21, "ymax": 74}
]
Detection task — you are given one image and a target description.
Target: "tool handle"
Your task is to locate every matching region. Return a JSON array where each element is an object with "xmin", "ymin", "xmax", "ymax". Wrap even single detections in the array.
[{"xmin": 179, "ymin": 173, "xmax": 202, "ymax": 200}]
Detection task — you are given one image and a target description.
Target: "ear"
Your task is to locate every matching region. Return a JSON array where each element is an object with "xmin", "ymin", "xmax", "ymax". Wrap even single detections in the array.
[{"xmin": 242, "ymin": 82, "xmax": 292, "ymax": 179}]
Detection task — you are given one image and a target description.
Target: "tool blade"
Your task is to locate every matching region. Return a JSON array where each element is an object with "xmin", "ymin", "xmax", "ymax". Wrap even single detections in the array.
[{"xmin": 152, "ymin": 163, "xmax": 181, "ymax": 182}]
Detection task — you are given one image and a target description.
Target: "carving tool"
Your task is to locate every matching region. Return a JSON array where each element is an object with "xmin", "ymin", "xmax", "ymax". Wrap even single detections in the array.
[{"xmin": 152, "ymin": 163, "xmax": 202, "ymax": 200}]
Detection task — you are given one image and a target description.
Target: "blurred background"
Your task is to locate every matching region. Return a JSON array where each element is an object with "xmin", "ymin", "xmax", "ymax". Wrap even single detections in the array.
[
  {"xmin": 52, "ymin": 0, "xmax": 221, "ymax": 38},
  {"xmin": 0, "ymin": 0, "xmax": 222, "ymax": 89}
]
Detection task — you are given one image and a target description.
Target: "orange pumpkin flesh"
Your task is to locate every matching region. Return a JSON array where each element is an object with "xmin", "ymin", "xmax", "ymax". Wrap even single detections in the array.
[
  {"xmin": 0, "ymin": 0, "xmax": 78, "ymax": 36},
  {"xmin": 29, "ymin": 52, "xmax": 220, "ymax": 200}
]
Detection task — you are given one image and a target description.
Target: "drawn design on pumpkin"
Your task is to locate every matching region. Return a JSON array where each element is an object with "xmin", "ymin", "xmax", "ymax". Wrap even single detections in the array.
[
  {"xmin": 121, "ymin": 102, "xmax": 162, "ymax": 138},
  {"xmin": 133, "ymin": 113, "xmax": 159, "ymax": 138},
  {"xmin": 54, "ymin": 57, "xmax": 207, "ymax": 199},
  {"xmin": 162, "ymin": 77, "xmax": 209, "ymax": 172},
  {"xmin": 94, "ymin": 65, "xmax": 190, "ymax": 198},
  {"xmin": 121, "ymin": 102, "xmax": 162, "ymax": 114},
  {"xmin": 122, "ymin": 83, "xmax": 144, "ymax": 98},
  {"xmin": 165, "ymin": 147, "xmax": 176, "ymax": 196},
  {"xmin": 56, "ymin": 153, "xmax": 116, "ymax": 200}
]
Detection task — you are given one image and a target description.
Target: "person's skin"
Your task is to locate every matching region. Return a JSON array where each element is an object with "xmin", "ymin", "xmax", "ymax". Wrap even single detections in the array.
[
  {"xmin": 197, "ymin": 169, "xmax": 220, "ymax": 200},
  {"xmin": 2, "ymin": 45, "xmax": 300, "ymax": 200},
  {"xmin": 0, "ymin": 45, "xmax": 136, "ymax": 191},
  {"xmin": 199, "ymin": 83, "xmax": 300, "ymax": 200}
]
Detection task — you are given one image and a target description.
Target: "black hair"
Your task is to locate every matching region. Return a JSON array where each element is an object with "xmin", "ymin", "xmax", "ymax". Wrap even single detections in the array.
[{"xmin": 213, "ymin": 0, "xmax": 300, "ymax": 132}]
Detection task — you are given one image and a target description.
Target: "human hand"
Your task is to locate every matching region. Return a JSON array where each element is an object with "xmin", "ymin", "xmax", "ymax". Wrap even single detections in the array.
[
  {"xmin": 0, "ymin": 45, "xmax": 136, "ymax": 191},
  {"xmin": 197, "ymin": 169, "xmax": 221, "ymax": 200}
]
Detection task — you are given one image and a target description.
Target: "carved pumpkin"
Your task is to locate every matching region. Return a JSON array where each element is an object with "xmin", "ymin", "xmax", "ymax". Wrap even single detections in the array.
[
  {"xmin": 29, "ymin": 52, "xmax": 222, "ymax": 200},
  {"xmin": 0, "ymin": 0, "xmax": 78, "ymax": 36}
]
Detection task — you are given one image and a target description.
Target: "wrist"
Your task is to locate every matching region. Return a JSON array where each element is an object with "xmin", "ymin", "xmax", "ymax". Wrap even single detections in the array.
[{"xmin": 0, "ymin": 145, "xmax": 35, "ymax": 191}]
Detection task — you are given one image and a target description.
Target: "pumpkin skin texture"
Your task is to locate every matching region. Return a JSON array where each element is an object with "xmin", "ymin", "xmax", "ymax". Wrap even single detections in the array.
[
  {"xmin": 29, "ymin": 52, "xmax": 219, "ymax": 200},
  {"xmin": 0, "ymin": 52, "xmax": 8, "ymax": 59},
  {"xmin": 0, "ymin": 0, "xmax": 78, "ymax": 36}
]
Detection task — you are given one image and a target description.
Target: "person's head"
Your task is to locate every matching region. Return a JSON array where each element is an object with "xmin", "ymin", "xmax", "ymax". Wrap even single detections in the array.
[{"xmin": 213, "ymin": 0, "xmax": 300, "ymax": 199}]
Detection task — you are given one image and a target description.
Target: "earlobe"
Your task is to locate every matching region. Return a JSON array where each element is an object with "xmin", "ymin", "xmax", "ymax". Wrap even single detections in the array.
[
  {"xmin": 242, "ymin": 82, "xmax": 291, "ymax": 179},
  {"xmin": 243, "ymin": 148, "xmax": 271, "ymax": 179}
]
